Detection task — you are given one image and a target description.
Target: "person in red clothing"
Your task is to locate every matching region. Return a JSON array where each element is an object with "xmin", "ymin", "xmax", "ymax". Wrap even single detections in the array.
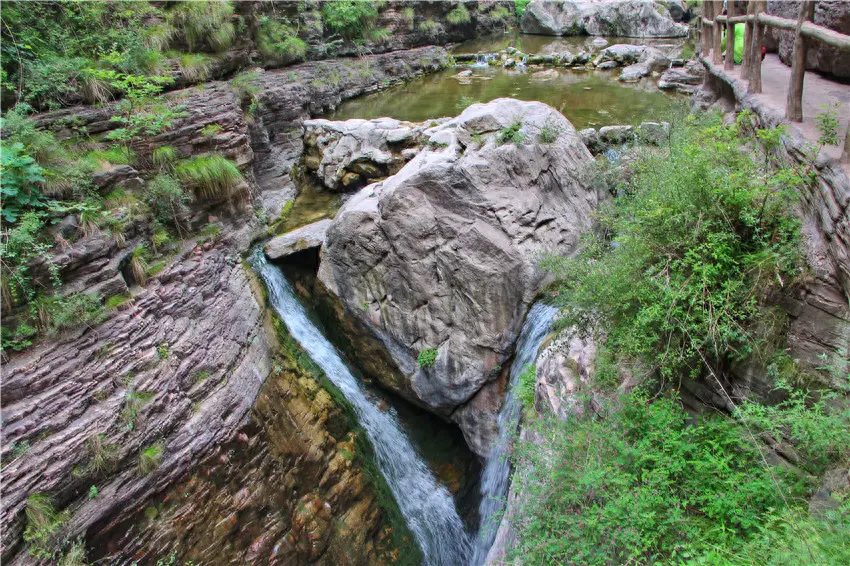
[{"xmin": 761, "ymin": 45, "xmax": 767, "ymax": 60}]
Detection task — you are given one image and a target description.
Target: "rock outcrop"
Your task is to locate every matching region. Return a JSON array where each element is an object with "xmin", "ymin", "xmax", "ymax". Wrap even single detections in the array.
[
  {"xmin": 765, "ymin": 0, "xmax": 850, "ymax": 79},
  {"xmin": 265, "ymin": 218, "xmax": 333, "ymax": 260},
  {"xmin": 521, "ymin": 0, "xmax": 689, "ymax": 37},
  {"xmin": 301, "ymin": 118, "xmax": 426, "ymax": 192},
  {"xmin": 86, "ymin": 323, "xmax": 412, "ymax": 566},
  {"xmin": 1, "ymin": 241, "xmax": 273, "ymax": 563},
  {"xmin": 658, "ymin": 60, "xmax": 705, "ymax": 93},
  {"xmin": 316, "ymin": 99, "xmax": 598, "ymax": 455}
]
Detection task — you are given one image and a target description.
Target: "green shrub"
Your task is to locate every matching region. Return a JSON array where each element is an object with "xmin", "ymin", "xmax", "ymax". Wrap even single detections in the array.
[
  {"xmin": 200, "ymin": 123, "xmax": 222, "ymax": 137},
  {"xmin": 516, "ymin": 363, "xmax": 536, "ymax": 410},
  {"xmin": 497, "ymin": 119, "xmax": 526, "ymax": 146},
  {"xmin": 165, "ymin": 1, "xmax": 235, "ymax": 52},
  {"xmin": 0, "ymin": 140, "xmax": 48, "ymax": 223},
  {"xmin": 401, "ymin": 7, "xmax": 415, "ymax": 28},
  {"xmin": 119, "ymin": 381, "xmax": 154, "ymax": 431},
  {"xmin": 138, "ymin": 441, "xmax": 164, "ymax": 475},
  {"xmin": 85, "ymin": 434, "xmax": 118, "ymax": 475},
  {"xmin": 368, "ymin": 27, "xmax": 392, "ymax": 43},
  {"xmin": 540, "ymin": 112, "xmax": 804, "ymax": 382},
  {"xmin": 84, "ymin": 146, "xmax": 135, "ymax": 167},
  {"xmin": 538, "ymin": 121, "xmax": 561, "ymax": 144},
  {"xmin": 58, "ymin": 538, "xmax": 88, "ymax": 566},
  {"xmin": 257, "ymin": 16, "xmax": 307, "ymax": 64},
  {"xmin": 418, "ymin": 19, "xmax": 439, "ymax": 34},
  {"xmin": 34, "ymin": 293, "xmax": 106, "ymax": 337},
  {"xmin": 151, "ymin": 146, "xmax": 178, "ymax": 170},
  {"xmin": 446, "ymin": 3, "xmax": 471, "ymax": 25},
  {"xmin": 515, "ymin": 0, "xmax": 532, "ymax": 19},
  {"xmin": 177, "ymin": 53, "xmax": 213, "ymax": 82},
  {"xmin": 417, "ymin": 348, "xmax": 438, "ymax": 368},
  {"xmin": 322, "ymin": 1, "xmax": 378, "ymax": 39},
  {"xmin": 510, "ymin": 391, "xmax": 848, "ymax": 565},
  {"xmin": 489, "ymin": 6, "xmax": 512, "ymax": 21},
  {"xmin": 23, "ymin": 493, "xmax": 69, "ymax": 559},
  {"xmin": 174, "ymin": 154, "xmax": 244, "ymax": 199}
]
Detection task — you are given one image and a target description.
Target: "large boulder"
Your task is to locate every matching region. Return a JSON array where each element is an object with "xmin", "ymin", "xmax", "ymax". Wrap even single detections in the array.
[
  {"xmin": 301, "ymin": 117, "xmax": 426, "ymax": 192},
  {"xmin": 521, "ymin": 0, "xmax": 689, "ymax": 37},
  {"xmin": 766, "ymin": 0, "xmax": 850, "ymax": 79},
  {"xmin": 317, "ymin": 99, "xmax": 598, "ymax": 454}
]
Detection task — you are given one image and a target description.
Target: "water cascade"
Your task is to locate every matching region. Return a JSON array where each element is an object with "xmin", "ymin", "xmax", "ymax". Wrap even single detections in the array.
[
  {"xmin": 250, "ymin": 251, "xmax": 472, "ymax": 566},
  {"xmin": 470, "ymin": 303, "xmax": 557, "ymax": 564},
  {"xmin": 472, "ymin": 52, "xmax": 498, "ymax": 67}
]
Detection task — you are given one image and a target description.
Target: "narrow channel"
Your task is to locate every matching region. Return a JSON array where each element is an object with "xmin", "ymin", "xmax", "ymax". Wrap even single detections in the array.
[
  {"xmin": 471, "ymin": 303, "xmax": 558, "ymax": 564},
  {"xmin": 250, "ymin": 250, "xmax": 472, "ymax": 566}
]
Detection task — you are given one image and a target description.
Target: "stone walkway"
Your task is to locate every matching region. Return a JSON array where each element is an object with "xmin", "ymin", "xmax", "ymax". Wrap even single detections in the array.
[{"xmin": 708, "ymin": 54, "xmax": 849, "ymax": 170}]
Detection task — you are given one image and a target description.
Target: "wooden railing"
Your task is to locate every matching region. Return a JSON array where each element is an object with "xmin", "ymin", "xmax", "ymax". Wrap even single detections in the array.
[{"xmin": 699, "ymin": 0, "xmax": 850, "ymax": 164}]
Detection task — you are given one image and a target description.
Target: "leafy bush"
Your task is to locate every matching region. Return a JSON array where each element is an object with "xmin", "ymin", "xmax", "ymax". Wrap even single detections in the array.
[
  {"xmin": 23, "ymin": 493, "xmax": 69, "ymax": 559},
  {"xmin": 516, "ymin": 363, "xmax": 536, "ymax": 410},
  {"xmin": 514, "ymin": 0, "xmax": 532, "ymax": 19},
  {"xmin": 510, "ymin": 391, "xmax": 848, "ymax": 565},
  {"xmin": 257, "ymin": 16, "xmax": 307, "ymax": 64},
  {"xmin": 540, "ymin": 113, "xmax": 804, "ymax": 382},
  {"xmin": 174, "ymin": 154, "xmax": 244, "ymax": 199},
  {"xmin": 321, "ymin": 1, "xmax": 378, "ymax": 39},
  {"xmin": 418, "ymin": 19, "xmax": 439, "ymax": 34},
  {"xmin": 417, "ymin": 348, "xmax": 438, "ymax": 368},
  {"xmin": 0, "ymin": 140, "xmax": 48, "ymax": 222},
  {"xmin": 138, "ymin": 441, "xmax": 164, "ymax": 475},
  {"xmin": 401, "ymin": 7, "xmax": 415, "ymax": 28},
  {"xmin": 34, "ymin": 293, "xmax": 106, "ymax": 337},
  {"xmin": 446, "ymin": 3, "xmax": 472, "ymax": 25}
]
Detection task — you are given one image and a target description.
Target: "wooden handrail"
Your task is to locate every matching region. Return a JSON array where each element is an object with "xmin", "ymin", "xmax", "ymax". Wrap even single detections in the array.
[{"xmin": 704, "ymin": 13, "xmax": 850, "ymax": 50}]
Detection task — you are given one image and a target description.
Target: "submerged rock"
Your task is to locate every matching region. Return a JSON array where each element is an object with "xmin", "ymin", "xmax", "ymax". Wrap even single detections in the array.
[
  {"xmin": 316, "ymin": 98, "xmax": 598, "ymax": 454},
  {"xmin": 658, "ymin": 61, "xmax": 705, "ymax": 93},
  {"xmin": 521, "ymin": 0, "xmax": 688, "ymax": 37}
]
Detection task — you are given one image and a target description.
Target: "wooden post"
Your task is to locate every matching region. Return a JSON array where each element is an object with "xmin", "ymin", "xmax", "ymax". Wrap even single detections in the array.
[
  {"xmin": 713, "ymin": 0, "xmax": 724, "ymax": 65},
  {"xmin": 742, "ymin": 0, "xmax": 754, "ymax": 75},
  {"xmin": 702, "ymin": 1, "xmax": 713, "ymax": 57},
  {"xmin": 786, "ymin": 0, "xmax": 816, "ymax": 122},
  {"xmin": 748, "ymin": 0, "xmax": 765, "ymax": 93},
  {"xmin": 725, "ymin": 1, "xmax": 737, "ymax": 70}
]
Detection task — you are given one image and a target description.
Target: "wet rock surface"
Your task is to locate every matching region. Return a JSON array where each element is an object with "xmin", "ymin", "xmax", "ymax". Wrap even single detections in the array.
[
  {"xmin": 86, "ymin": 332, "xmax": 406, "ymax": 566},
  {"xmin": 521, "ymin": 0, "xmax": 689, "ymax": 37},
  {"xmin": 317, "ymin": 98, "xmax": 598, "ymax": 455}
]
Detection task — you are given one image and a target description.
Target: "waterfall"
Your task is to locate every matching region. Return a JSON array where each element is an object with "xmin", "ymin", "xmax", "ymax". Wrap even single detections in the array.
[
  {"xmin": 250, "ymin": 251, "xmax": 472, "ymax": 566},
  {"xmin": 472, "ymin": 52, "xmax": 497, "ymax": 68},
  {"xmin": 470, "ymin": 303, "xmax": 557, "ymax": 565}
]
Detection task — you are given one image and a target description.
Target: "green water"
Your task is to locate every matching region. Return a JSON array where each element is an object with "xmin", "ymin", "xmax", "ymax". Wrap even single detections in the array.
[
  {"xmin": 452, "ymin": 31, "xmax": 693, "ymax": 57},
  {"xmin": 331, "ymin": 66, "xmax": 681, "ymax": 130}
]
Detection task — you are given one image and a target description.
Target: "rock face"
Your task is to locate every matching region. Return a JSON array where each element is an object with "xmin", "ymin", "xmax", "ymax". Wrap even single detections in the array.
[
  {"xmin": 521, "ymin": 0, "xmax": 689, "ymax": 37},
  {"xmin": 316, "ymin": 99, "xmax": 598, "ymax": 454},
  {"xmin": 86, "ymin": 328, "xmax": 409, "ymax": 566},
  {"xmin": 265, "ymin": 218, "xmax": 333, "ymax": 259},
  {"xmin": 766, "ymin": 0, "xmax": 850, "ymax": 79},
  {"xmin": 658, "ymin": 60, "xmax": 705, "ymax": 92},
  {"xmin": 302, "ymin": 118, "xmax": 426, "ymax": 192},
  {"xmin": 1, "ymin": 241, "xmax": 273, "ymax": 563}
]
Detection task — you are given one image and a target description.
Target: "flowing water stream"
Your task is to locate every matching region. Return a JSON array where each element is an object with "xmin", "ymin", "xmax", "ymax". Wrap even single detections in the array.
[
  {"xmin": 470, "ymin": 303, "xmax": 558, "ymax": 564},
  {"xmin": 250, "ymin": 251, "xmax": 472, "ymax": 566}
]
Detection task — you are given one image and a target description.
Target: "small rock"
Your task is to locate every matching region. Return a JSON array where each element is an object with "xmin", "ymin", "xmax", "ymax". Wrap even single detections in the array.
[
  {"xmin": 619, "ymin": 63, "xmax": 650, "ymax": 82},
  {"xmin": 597, "ymin": 61, "xmax": 618, "ymax": 70},
  {"xmin": 599, "ymin": 125, "xmax": 634, "ymax": 145}
]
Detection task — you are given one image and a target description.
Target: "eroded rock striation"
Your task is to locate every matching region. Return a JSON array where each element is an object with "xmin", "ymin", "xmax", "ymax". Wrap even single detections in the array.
[
  {"xmin": 521, "ymin": 0, "xmax": 689, "ymax": 38},
  {"xmin": 316, "ymin": 99, "xmax": 599, "ymax": 455}
]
